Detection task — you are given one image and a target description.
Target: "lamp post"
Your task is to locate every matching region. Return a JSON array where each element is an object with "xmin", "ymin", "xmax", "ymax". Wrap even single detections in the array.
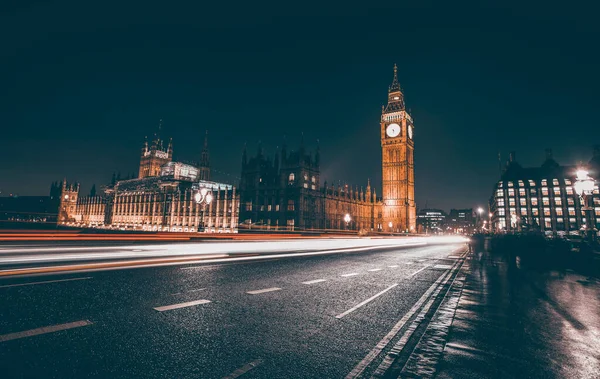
[
  {"xmin": 388, "ymin": 221, "xmax": 393, "ymax": 234},
  {"xmin": 574, "ymin": 168, "xmax": 596, "ymax": 242},
  {"xmin": 194, "ymin": 187, "xmax": 213, "ymax": 232},
  {"xmin": 344, "ymin": 213, "xmax": 351, "ymax": 231},
  {"xmin": 477, "ymin": 207, "xmax": 484, "ymax": 233}
]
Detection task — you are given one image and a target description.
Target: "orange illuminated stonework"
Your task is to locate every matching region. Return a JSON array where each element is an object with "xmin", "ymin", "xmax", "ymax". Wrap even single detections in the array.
[
  {"xmin": 138, "ymin": 119, "xmax": 173, "ymax": 179},
  {"xmin": 380, "ymin": 64, "xmax": 416, "ymax": 232}
]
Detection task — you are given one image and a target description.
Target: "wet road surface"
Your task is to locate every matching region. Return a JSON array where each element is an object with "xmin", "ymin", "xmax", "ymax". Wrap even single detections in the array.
[{"xmin": 0, "ymin": 243, "xmax": 465, "ymax": 378}]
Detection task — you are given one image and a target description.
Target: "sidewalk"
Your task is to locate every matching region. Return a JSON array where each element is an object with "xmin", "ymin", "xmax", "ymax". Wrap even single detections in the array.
[{"xmin": 433, "ymin": 249, "xmax": 600, "ymax": 379}]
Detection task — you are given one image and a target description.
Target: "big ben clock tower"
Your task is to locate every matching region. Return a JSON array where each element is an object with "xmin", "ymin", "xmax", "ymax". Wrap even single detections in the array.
[{"xmin": 381, "ymin": 64, "xmax": 416, "ymax": 232}]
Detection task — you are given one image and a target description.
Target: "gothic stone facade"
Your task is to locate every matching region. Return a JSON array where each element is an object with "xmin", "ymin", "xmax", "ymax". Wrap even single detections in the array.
[
  {"xmin": 59, "ymin": 125, "xmax": 239, "ymax": 232},
  {"xmin": 239, "ymin": 65, "xmax": 416, "ymax": 232}
]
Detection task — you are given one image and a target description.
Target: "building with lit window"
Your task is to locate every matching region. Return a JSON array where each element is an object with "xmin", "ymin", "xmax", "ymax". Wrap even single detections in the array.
[
  {"xmin": 446, "ymin": 208, "xmax": 475, "ymax": 234},
  {"xmin": 489, "ymin": 149, "xmax": 600, "ymax": 236},
  {"xmin": 416, "ymin": 209, "xmax": 447, "ymax": 234},
  {"xmin": 58, "ymin": 124, "xmax": 239, "ymax": 233},
  {"xmin": 238, "ymin": 65, "xmax": 415, "ymax": 232},
  {"xmin": 239, "ymin": 142, "xmax": 381, "ymax": 231}
]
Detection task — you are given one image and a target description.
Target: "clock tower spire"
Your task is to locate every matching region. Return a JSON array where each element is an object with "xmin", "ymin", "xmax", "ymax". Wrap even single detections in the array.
[{"xmin": 380, "ymin": 64, "xmax": 416, "ymax": 232}]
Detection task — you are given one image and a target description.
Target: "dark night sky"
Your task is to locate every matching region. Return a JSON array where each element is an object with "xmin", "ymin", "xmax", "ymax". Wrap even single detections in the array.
[{"xmin": 0, "ymin": 1, "xmax": 598, "ymax": 211}]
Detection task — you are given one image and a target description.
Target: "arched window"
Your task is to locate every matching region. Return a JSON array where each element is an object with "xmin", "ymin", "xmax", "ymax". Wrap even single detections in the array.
[{"xmin": 288, "ymin": 173, "xmax": 295, "ymax": 182}]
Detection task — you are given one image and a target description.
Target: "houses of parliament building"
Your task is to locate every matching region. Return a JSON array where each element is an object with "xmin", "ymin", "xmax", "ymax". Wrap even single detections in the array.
[{"xmin": 58, "ymin": 65, "xmax": 416, "ymax": 233}]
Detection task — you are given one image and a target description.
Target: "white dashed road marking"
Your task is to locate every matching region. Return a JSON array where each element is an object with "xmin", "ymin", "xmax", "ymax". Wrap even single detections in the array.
[
  {"xmin": 154, "ymin": 299, "xmax": 211, "ymax": 312},
  {"xmin": 408, "ymin": 266, "xmax": 429, "ymax": 277},
  {"xmin": 171, "ymin": 288, "xmax": 206, "ymax": 295},
  {"xmin": 0, "ymin": 320, "xmax": 93, "ymax": 343},
  {"xmin": 336, "ymin": 284, "xmax": 399, "ymax": 319},
  {"xmin": 388, "ymin": 265, "xmax": 399, "ymax": 268},
  {"xmin": 246, "ymin": 287, "xmax": 281, "ymax": 295},
  {"xmin": 341, "ymin": 273, "xmax": 359, "ymax": 277},
  {"xmin": 368, "ymin": 268, "xmax": 382, "ymax": 272},
  {"xmin": 223, "ymin": 359, "xmax": 263, "ymax": 379},
  {"xmin": 302, "ymin": 279, "xmax": 327, "ymax": 285}
]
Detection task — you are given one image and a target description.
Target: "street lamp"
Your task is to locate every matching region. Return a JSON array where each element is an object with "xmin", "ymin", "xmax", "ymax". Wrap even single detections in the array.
[
  {"xmin": 388, "ymin": 221, "xmax": 393, "ymax": 233},
  {"xmin": 476, "ymin": 207, "xmax": 484, "ymax": 233},
  {"xmin": 574, "ymin": 168, "xmax": 596, "ymax": 241},
  {"xmin": 344, "ymin": 213, "xmax": 351, "ymax": 230},
  {"xmin": 194, "ymin": 187, "xmax": 213, "ymax": 232}
]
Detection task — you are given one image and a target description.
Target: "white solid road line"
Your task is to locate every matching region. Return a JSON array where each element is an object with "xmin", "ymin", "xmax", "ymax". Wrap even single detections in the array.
[
  {"xmin": 182, "ymin": 243, "xmax": 426, "ymax": 271},
  {"xmin": 345, "ymin": 264, "xmax": 454, "ymax": 378},
  {"xmin": 223, "ymin": 359, "xmax": 263, "ymax": 379},
  {"xmin": 246, "ymin": 287, "xmax": 281, "ymax": 295},
  {"xmin": 388, "ymin": 265, "xmax": 399, "ymax": 268},
  {"xmin": 302, "ymin": 279, "xmax": 327, "ymax": 285},
  {"xmin": 336, "ymin": 283, "xmax": 399, "ymax": 319},
  {"xmin": 153, "ymin": 299, "xmax": 211, "ymax": 312},
  {"xmin": 368, "ymin": 268, "xmax": 383, "ymax": 272},
  {"xmin": 433, "ymin": 264, "xmax": 453, "ymax": 269},
  {"xmin": 447, "ymin": 255, "xmax": 460, "ymax": 258},
  {"xmin": 0, "ymin": 277, "xmax": 92, "ymax": 289},
  {"xmin": 372, "ymin": 260, "xmax": 463, "ymax": 377},
  {"xmin": 0, "ymin": 320, "xmax": 93, "ymax": 343},
  {"xmin": 341, "ymin": 273, "xmax": 359, "ymax": 277}
]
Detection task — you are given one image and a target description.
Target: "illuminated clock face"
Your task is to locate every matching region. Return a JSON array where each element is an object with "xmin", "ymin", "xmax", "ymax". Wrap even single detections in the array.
[
  {"xmin": 386, "ymin": 123, "xmax": 401, "ymax": 138},
  {"xmin": 408, "ymin": 125, "xmax": 413, "ymax": 139}
]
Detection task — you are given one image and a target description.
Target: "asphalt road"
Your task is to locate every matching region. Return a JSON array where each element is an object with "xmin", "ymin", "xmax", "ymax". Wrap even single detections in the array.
[{"xmin": 0, "ymin": 242, "xmax": 464, "ymax": 378}]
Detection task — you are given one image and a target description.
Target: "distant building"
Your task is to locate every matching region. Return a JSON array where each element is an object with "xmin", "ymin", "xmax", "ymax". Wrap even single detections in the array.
[
  {"xmin": 489, "ymin": 148, "xmax": 600, "ymax": 236},
  {"xmin": 447, "ymin": 208, "xmax": 475, "ymax": 234},
  {"xmin": 416, "ymin": 208, "xmax": 447, "ymax": 234},
  {"xmin": 59, "ymin": 123, "xmax": 239, "ymax": 233},
  {"xmin": 0, "ymin": 195, "xmax": 58, "ymax": 224}
]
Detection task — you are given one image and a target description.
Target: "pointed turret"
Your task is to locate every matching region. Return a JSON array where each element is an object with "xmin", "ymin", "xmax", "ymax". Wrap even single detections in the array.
[
  {"xmin": 281, "ymin": 136, "xmax": 287, "ymax": 163},
  {"xmin": 198, "ymin": 130, "xmax": 210, "ymax": 180},
  {"xmin": 257, "ymin": 140, "xmax": 264, "ymax": 157},
  {"xmin": 384, "ymin": 64, "xmax": 405, "ymax": 112},
  {"xmin": 142, "ymin": 136, "xmax": 148, "ymax": 155},
  {"xmin": 274, "ymin": 146, "xmax": 280, "ymax": 173},
  {"xmin": 167, "ymin": 137, "xmax": 173, "ymax": 158},
  {"xmin": 242, "ymin": 142, "xmax": 248, "ymax": 167},
  {"xmin": 315, "ymin": 139, "xmax": 320, "ymax": 167}
]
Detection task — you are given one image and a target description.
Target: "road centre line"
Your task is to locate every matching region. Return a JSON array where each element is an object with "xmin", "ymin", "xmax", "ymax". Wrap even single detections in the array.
[
  {"xmin": 345, "ymin": 259, "xmax": 460, "ymax": 378},
  {"xmin": 246, "ymin": 287, "xmax": 281, "ymax": 295},
  {"xmin": 408, "ymin": 265, "xmax": 429, "ymax": 277},
  {"xmin": 223, "ymin": 359, "xmax": 263, "ymax": 379},
  {"xmin": 171, "ymin": 288, "xmax": 206, "ymax": 295},
  {"xmin": 341, "ymin": 273, "xmax": 359, "ymax": 277},
  {"xmin": 336, "ymin": 283, "xmax": 399, "ymax": 319},
  {"xmin": 154, "ymin": 299, "xmax": 211, "ymax": 312},
  {"xmin": 0, "ymin": 276, "xmax": 92, "ymax": 289},
  {"xmin": 302, "ymin": 279, "xmax": 327, "ymax": 285},
  {"xmin": 368, "ymin": 268, "xmax": 383, "ymax": 272},
  {"xmin": 388, "ymin": 265, "xmax": 399, "ymax": 268},
  {"xmin": 0, "ymin": 320, "xmax": 93, "ymax": 343}
]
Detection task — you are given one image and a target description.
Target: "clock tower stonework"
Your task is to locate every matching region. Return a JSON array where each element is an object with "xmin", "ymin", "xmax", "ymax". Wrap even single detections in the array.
[{"xmin": 381, "ymin": 64, "xmax": 416, "ymax": 232}]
